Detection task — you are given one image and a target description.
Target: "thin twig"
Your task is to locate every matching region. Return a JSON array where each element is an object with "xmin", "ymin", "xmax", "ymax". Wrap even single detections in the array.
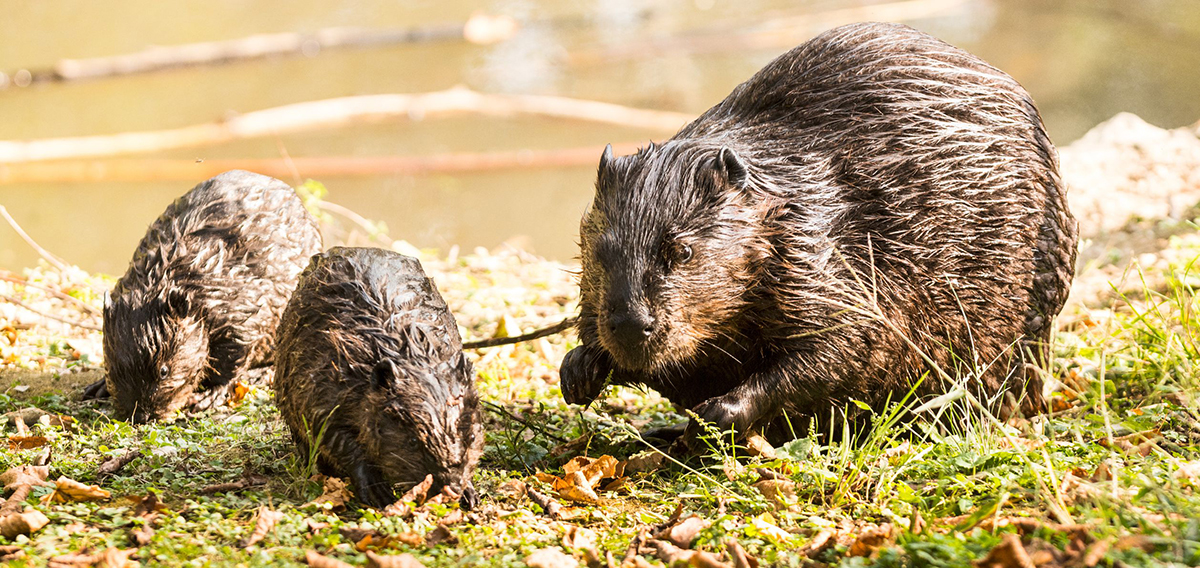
[
  {"xmin": 0, "ymin": 205, "xmax": 70, "ymax": 272},
  {"xmin": 0, "ymin": 271, "xmax": 100, "ymax": 314},
  {"xmin": 0, "ymin": 293, "xmax": 101, "ymax": 331},
  {"xmin": 463, "ymin": 317, "xmax": 577, "ymax": 349},
  {"xmin": 481, "ymin": 400, "xmax": 570, "ymax": 443}
]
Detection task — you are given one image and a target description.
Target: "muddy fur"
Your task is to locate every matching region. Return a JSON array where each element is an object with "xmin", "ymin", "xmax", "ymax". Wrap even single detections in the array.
[
  {"xmin": 560, "ymin": 22, "xmax": 1077, "ymax": 441},
  {"xmin": 273, "ymin": 247, "xmax": 483, "ymax": 509},
  {"xmin": 98, "ymin": 170, "xmax": 322, "ymax": 423}
]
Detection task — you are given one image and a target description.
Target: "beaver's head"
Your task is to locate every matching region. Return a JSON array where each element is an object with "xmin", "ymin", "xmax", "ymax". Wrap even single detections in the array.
[
  {"xmin": 579, "ymin": 141, "xmax": 768, "ymax": 372},
  {"xmin": 103, "ymin": 288, "xmax": 209, "ymax": 423}
]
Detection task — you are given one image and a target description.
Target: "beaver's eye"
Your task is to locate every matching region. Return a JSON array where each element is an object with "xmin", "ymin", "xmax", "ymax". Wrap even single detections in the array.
[
  {"xmin": 159, "ymin": 365, "xmax": 170, "ymax": 379},
  {"xmin": 665, "ymin": 242, "xmax": 692, "ymax": 267}
]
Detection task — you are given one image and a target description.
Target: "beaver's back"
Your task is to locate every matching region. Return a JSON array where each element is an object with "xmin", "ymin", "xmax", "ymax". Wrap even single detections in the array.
[{"xmin": 686, "ymin": 22, "xmax": 1076, "ymax": 410}]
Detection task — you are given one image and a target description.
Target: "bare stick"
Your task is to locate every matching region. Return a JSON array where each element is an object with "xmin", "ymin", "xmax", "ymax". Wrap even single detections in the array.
[
  {"xmin": 0, "ymin": 271, "xmax": 100, "ymax": 314},
  {"xmin": 0, "ymin": 89, "xmax": 690, "ymax": 163},
  {"xmin": 0, "ymin": 205, "xmax": 70, "ymax": 272},
  {"xmin": 0, "ymin": 142, "xmax": 648, "ymax": 185},
  {"xmin": 0, "ymin": 293, "xmax": 101, "ymax": 331},
  {"xmin": 463, "ymin": 316, "xmax": 577, "ymax": 349}
]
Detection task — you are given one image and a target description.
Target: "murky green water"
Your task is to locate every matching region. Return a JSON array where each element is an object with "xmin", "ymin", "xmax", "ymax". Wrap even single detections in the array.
[{"xmin": 2, "ymin": 0, "xmax": 1199, "ymax": 273}]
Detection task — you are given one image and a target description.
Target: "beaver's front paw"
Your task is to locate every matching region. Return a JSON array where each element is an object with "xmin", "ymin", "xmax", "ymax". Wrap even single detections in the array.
[
  {"xmin": 685, "ymin": 394, "xmax": 756, "ymax": 448},
  {"xmin": 559, "ymin": 346, "xmax": 610, "ymax": 406}
]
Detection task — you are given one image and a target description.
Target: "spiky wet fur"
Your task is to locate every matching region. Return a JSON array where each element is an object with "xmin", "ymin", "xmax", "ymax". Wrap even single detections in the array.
[
  {"xmin": 562, "ymin": 22, "xmax": 1077, "ymax": 439},
  {"xmin": 273, "ymin": 247, "xmax": 483, "ymax": 509},
  {"xmin": 102, "ymin": 170, "xmax": 322, "ymax": 423}
]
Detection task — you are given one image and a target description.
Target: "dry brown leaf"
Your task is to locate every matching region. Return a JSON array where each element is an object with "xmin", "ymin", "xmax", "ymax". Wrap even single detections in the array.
[
  {"xmin": 305, "ymin": 477, "xmax": 352, "ymax": 511},
  {"xmin": 130, "ymin": 492, "xmax": 167, "ymax": 518},
  {"xmin": 7, "ymin": 435, "xmax": 49, "ymax": 450},
  {"xmin": 601, "ymin": 476, "xmax": 629, "ymax": 493},
  {"xmin": 97, "ymin": 449, "xmax": 142, "ymax": 478},
  {"xmin": 802, "ymin": 529, "xmax": 835, "ymax": 557},
  {"xmin": 657, "ymin": 516, "xmax": 710, "ymax": 549},
  {"xmin": 749, "ymin": 514, "xmax": 792, "ymax": 543},
  {"xmin": 751, "ymin": 479, "xmax": 796, "ymax": 511},
  {"xmin": 97, "ymin": 547, "xmax": 139, "ymax": 568},
  {"xmin": 847, "ymin": 524, "xmax": 893, "ymax": 557},
  {"xmin": 305, "ymin": 550, "xmax": 354, "ymax": 568},
  {"xmin": 42, "ymin": 476, "xmax": 111, "ymax": 504},
  {"xmin": 725, "ymin": 539, "xmax": 757, "ymax": 568},
  {"xmin": 47, "ymin": 551, "xmax": 99, "ymax": 566},
  {"xmin": 975, "ymin": 533, "xmax": 1036, "ymax": 568},
  {"xmin": 562, "ymin": 525, "xmax": 598, "ymax": 550},
  {"xmin": 304, "ymin": 518, "xmax": 330, "ymax": 533},
  {"xmin": 525, "ymin": 547, "xmax": 580, "ymax": 568},
  {"xmin": 0, "ymin": 485, "xmax": 32, "ymax": 518},
  {"xmin": 496, "ymin": 479, "xmax": 528, "ymax": 499},
  {"xmin": 401, "ymin": 474, "xmax": 434, "ymax": 505},
  {"xmin": 1081, "ymin": 538, "xmax": 1112, "ymax": 567},
  {"xmin": 340, "ymin": 526, "xmax": 383, "ymax": 543},
  {"xmin": 0, "ymin": 508, "xmax": 50, "ymax": 538},
  {"xmin": 649, "ymin": 539, "xmax": 730, "ymax": 568},
  {"xmin": 131, "ymin": 523, "xmax": 155, "ymax": 546},
  {"xmin": 0, "ymin": 544, "xmax": 25, "ymax": 561},
  {"xmin": 564, "ymin": 455, "xmax": 620, "ymax": 487},
  {"xmin": 228, "ymin": 381, "xmax": 251, "ymax": 406},
  {"xmin": 744, "ymin": 433, "xmax": 776, "ymax": 459},
  {"xmin": 240, "ymin": 506, "xmax": 284, "ymax": 548},
  {"xmin": 557, "ymin": 507, "xmax": 590, "ymax": 521},
  {"xmin": 581, "ymin": 546, "xmax": 610, "ymax": 568},
  {"xmin": 366, "ymin": 551, "xmax": 426, "ymax": 568},
  {"xmin": 0, "ymin": 464, "xmax": 49, "ymax": 491},
  {"xmin": 622, "ymin": 451, "xmax": 665, "ymax": 474},
  {"xmin": 1114, "ymin": 534, "xmax": 1155, "ymax": 552},
  {"xmin": 425, "ymin": 525, "xmax": 458, "ymax": 547},
  {"xmin": 1173, "ymin": 460, "xmax": 1200, "ymax": 483}
]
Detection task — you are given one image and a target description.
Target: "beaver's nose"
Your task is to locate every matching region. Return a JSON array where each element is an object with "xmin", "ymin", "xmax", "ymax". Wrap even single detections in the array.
[{"xmin": 608, "ymin": 310, "xmax": 655, "ymax": 346}]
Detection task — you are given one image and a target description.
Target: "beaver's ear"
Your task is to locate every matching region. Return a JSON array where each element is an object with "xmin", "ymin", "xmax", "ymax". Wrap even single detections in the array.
[
  {"xmin": 599, "ymin": 143, "xmax": 614, "ymax": 172},
  {"xmin": 371, "ymin": 359, "xmax": 398, "ymax": 390},
  {"xmin": 715, "ymin": 147, "xmax": 749, "ymax": 189},
  {"xmin": 595, "ymin": 143, "xmax": 617, "ymax": 200}
]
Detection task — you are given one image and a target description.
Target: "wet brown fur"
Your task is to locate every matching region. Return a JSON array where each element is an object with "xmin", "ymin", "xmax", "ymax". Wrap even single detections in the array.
[
  {"xmin": 99, "ymin": 171, "xmax": 322, "ymax": 422},
  {"xmin": 560, "ymin": 23, "xmax": 1078, "ymax": 440},
  {"xmin": 273, "ymin": 247, "xmax": 483, "ymax": 509}
]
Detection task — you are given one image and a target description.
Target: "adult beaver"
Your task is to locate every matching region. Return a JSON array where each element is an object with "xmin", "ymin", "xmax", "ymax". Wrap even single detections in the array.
[
  {"xmin": 559, "ymin": 22, "xmax": 1077, "ymax": 442},
  {"xmin": 91, "ymin": 170, "xmax": 322, "ymax": 423},
  {"xmin": 273, "ymin": 247, "xmax": 483, "ymax": 509}
]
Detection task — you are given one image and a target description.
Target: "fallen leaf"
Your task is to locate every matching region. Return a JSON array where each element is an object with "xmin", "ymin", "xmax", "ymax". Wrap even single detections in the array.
[
  {"xmin": 525, "ymin": 547, "xmax": 580, "ymax": 568},
  {"xmin": 528, "ymin": 488, "xmax": 562, "ymax": 519},
  {"xmin": 601, "ymin": 476, "xmax": 629, "ymax": 493},
  {"xmin": 751, "ymin": 478, "xmax": 796, "ymax": 511},
  {"xmin": 366, "ymin": 551, "xmax": 426, "ymax": 568},
  {"xmin": 227, "ymin": 381, "xmax": 251, "ymax": 406},
  {"xmin": 744, "ymin": 433, "xmax": 776, "ymax": 459},
  {"xmin": 7, "ymin": 435, "xmax": 49, "ymax": 450},
  {"xmin": 400, "ymin": 474, "xmax": 434, "ymax": 506},
  {"xmin": 0, "ymin": 544, "xmax": 24, "ymax": 561},
  {"xmin": 847, "ymin": 524, "xmax": 893, "ymax": 557},
  {"xmin": 1114, "ymin": 534, "xmax": 1155, "ymax": 552},
  {"xmin": 303, "ymin": 519, "xmax": 330, "ymax": 533},
  {"xmin": 1081, "ymin": 538, "xmax": 1112, "ymax": 568},
  {"xmin": 198, "ymin": 473, "xmax": 268, "ymax": 494},
  {"xmin": 975, "ymin": 533, "xmax": 1035, "ymax": 568},
  {"xmin": 725, "ymin": 539, "xmax": 757, "ymax": 568},
  {"xmin": 305, "ymin": 477, "xmax": 352, "ymax": 511},
  {"xmin": 657, "ymin": 516, "xmax": 710, "ymax": 549},
  {"xmin": 802, "ymin": 529, "xmax": 835, "ymax": 558},
  {"xmin": 564, "ymin": 455, "xmax": 620, "ymax": 487},
  {"xmin": 0, "ymin": 508, "xmax": 49, "ymax": 538},
  {"xmin": 131, "ymin": 523, "xmax": 155, "ymax": 546},
  {"xmin": 97, "ymin": 449, "xmax": 142, "ymax": 478},
  {"xmin": 425, "ymin": 525, "xmax": 458, "ymax": 547},
  {"xmin": 496, "ymin": 479, "xmax": 528, "ymax": 499},
  {"xmin": 622, "ymin": 451, "xmax": 665, "ymax": 474},
  {"xmin": 563, "ymin": 525, "xmax": 598, "ymax": 550},
  {"xmin": 557, "ymin": 507, "xmax": 590, "ymax": 521},
  {"xmin": 0, "ymin": 464, "xmax": 49, "ymax": 490},
  {"xmin": 130, "ymin": 492, "xmax": 167, "ymax": 517},
  {"xmin": 305, "ymin": 550, "xmax": 354, "ymax": 568},
  {"xmin": 558, "ymin": 473, "xmax": 600, "ymax": 504},
  {"xmin": 240, "ymin": 506, "xmax": 284, "ymax": 548},
  {"xmin": 649, "ymin": 539, "xmax": 730, "ymax": 567},
  {"xmin": 97, "ymin": 546, "xmax": 139, "ymax": 568},
  {"xmin": 0, "ymin": 485, "xmax": 32, "ymax": 517},
  {"xmin": 1173, "ymin": 460, "xmax": 1200, "ymax": 483},
  {"xmin": 748, "ymin": 514, "xmax": 793, "ymax": 543},
  {"xmin": 42, "ymin": 476, "xmax": 111, "ymax": 504},
  {"xmin": 47, "ymin": 551, "xmax": 99, "ymax": 566}
]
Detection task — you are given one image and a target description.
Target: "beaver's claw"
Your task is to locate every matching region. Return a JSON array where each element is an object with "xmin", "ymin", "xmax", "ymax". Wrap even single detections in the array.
[{"xmin": 559, "ymin": 346, "xmax": 610, "ymax": 405}]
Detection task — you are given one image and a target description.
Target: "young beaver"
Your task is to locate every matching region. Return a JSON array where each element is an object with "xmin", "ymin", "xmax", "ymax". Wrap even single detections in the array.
[
  {"xmin": 560, "ymin": 22, "xmax": 1077, "ymax": 442},
  {"xmin": 93, "ymin": 170, "xmax": 322, "ymax": 423},
  {"xmin": 273, "ymin": 247, "xmax": 483, "ymax": 509}
]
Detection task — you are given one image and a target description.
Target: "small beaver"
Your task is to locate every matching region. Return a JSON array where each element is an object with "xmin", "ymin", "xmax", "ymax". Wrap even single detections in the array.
[
  {"xmin": 560, "ymin": 22, "xmax": 1077, "ymax": 442},
  {"xmin": 273, "ymin": 247, "xmax": 483, "ymax": 509},
  {"xmin": 93, "ymin": 170, "xmax": 322, "ymax": 423}
]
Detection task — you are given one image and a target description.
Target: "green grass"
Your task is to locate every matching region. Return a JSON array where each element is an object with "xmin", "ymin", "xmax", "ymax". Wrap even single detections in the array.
[{"xmin": 3, "ymin": 248, "xmax": 1200, "ymax": 567}]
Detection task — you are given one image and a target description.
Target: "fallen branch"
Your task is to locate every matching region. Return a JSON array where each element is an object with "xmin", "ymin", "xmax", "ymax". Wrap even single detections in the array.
[
  {"xmin": 0, "ymin": 206, "xmax": 70, "ymax": 272},
  {"xmin": 463, "ymin": 316, "xmax": 577, "ymax": 349},
  {"xmin": 0, "ymin": 88, "xmax": 690, "ymax": 163},
  {"xmin": 0, "ymin": 293, "xmax": 101, "ymax": 332},
  {"xmin": 2, "ymin": 14, "xmax": 519, "ymax": 87},
  {"xmin": 0, "ymin": 142, "xmax": 647, "ymax": 185}
]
